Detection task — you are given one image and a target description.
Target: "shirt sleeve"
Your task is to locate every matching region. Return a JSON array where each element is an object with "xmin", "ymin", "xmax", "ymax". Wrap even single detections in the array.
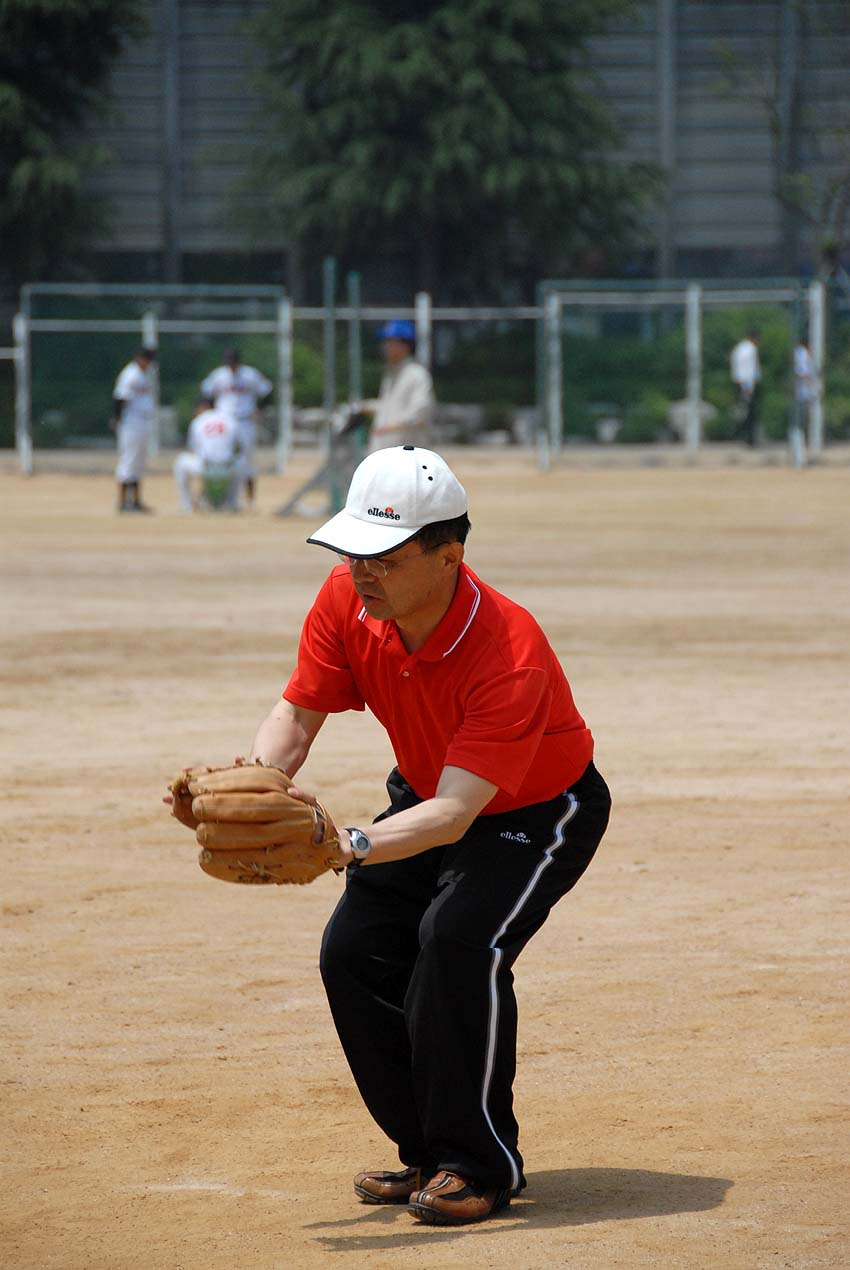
[
  {"xmin": 114, "ymin": 366, "xmax": 135, "ymax": 401},
  {"xmin": 283, "ymin": 575, "xmax": 366, "ymax": 714},
  {"xmin": 444, "ymin": 665, "xmax": 550, "ymax": 796},
  {"xmin": 200, "ymin": 370, "xmax": 218, "ymax": 398}
]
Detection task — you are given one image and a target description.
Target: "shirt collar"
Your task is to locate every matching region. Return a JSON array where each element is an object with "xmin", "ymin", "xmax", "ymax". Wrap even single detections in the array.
[{"xmin": 356, "ymin": 563, "xmax": 481, "ymax": 660}]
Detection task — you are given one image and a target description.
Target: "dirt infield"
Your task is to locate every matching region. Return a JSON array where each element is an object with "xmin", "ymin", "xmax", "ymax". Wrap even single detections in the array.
[{"xmin": 2, "ymin": 451, "xmax": 847, "ymax": 1269}]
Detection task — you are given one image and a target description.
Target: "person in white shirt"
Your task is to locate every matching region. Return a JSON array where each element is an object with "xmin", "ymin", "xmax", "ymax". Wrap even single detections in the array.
[
  {"xmin": 355, "ymin": 321, "xmax": 435, "ymax": 453},
  {"xmin": 173, "ymin": 398, "xmax": 242, "ymax": 513},
  {"xmin": 200, "ymin": 348, "xmax": 272, "ymax": 507},
  {"xmin": 730, "ymin": 330, "xmax": 761, "ymax": 447},
  {"xmin": 111, "ymin": 347, "xmax": 157, "ymax": 513}
]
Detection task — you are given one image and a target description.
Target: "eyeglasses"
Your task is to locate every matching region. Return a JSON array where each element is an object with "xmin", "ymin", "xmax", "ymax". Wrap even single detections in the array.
[{"xmin": 336, "ymin": 545, "xmax": 444, "ymax": 579}]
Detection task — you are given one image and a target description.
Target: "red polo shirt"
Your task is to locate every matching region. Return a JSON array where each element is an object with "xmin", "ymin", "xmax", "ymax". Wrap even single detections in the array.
[{"xmin": 284, "ymin": 563, "xmax": 594, "ymax": 815}]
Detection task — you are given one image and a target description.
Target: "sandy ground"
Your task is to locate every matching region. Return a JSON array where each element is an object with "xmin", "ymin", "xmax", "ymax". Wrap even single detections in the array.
[{"xmin": 1, "ymin": 448, "xmax": 848, "ymax": 1269}]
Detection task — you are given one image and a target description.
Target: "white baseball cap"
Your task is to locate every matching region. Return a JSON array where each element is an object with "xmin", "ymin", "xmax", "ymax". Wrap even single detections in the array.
[{"xmin": 307, "ymin": 446, "xmax": 467, "ymax": 558}]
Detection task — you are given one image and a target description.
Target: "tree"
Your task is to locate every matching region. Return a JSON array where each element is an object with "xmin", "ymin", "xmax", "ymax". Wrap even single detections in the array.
[
  {"xmin": 249, "ymin": 0, "xmax": 658, "ymax": 301},
  {"xmin": 0, "ymin": 0, "xmax": 144, "ymax": 296},
  {"xmin": 715, "ymin": 1, "xmax": 850, "ymax": 279}
]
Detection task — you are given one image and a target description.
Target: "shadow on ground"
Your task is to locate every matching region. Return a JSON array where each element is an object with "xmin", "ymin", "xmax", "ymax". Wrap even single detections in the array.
[{"xmin": 305, "ymin": 1166, "xmax": 733, "ymax": 1251}]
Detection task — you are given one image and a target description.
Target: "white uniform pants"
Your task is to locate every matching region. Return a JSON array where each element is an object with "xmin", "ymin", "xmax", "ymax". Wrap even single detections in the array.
[
  {"xmin": 236, "ymin": 419, "xmax": 257, "ymax": 479},
  {"xmin": 173, "ymin": 452, "xmax": 244, "ymax": 511},
  {"xmin": 116, "ymin": 422, "xmax": 151, "ymax": 482}
]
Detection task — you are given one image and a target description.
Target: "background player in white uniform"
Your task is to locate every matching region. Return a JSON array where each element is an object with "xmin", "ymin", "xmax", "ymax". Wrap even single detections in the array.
[
  {"xmin": 729, "ymin": 330, "xmax": 762, "ymax": 447},
  {"xmin": 200, "ymin": 348, "xmax": 272, "ymax": 507},
  {"xmin": 111, "ymin": 347, "xmax": 157, "ymax": 513},
  {"xmin": 354, "ymin": 320, "xmax": 435, "ymax": 453},
  {"xmin": 173, "ymin": 398, "xmax": 242, "ymax": 513}
]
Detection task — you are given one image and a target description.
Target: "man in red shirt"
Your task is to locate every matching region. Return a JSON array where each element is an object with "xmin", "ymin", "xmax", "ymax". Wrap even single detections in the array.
[{"xmin": 248, "ymin": 445, "xmax": 611, "ymax": 1225}]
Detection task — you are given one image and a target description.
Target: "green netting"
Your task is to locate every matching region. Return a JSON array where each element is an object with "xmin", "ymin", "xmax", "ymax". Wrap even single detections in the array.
[
  {"xmin": 823, "ymin": 299, "xmax": 850, "ymax": 441},
  {"xmin": 554, "ymin": 299, "xmax": 798, "ymax": 444},
  {"xmin": 25, "ymin": 286, "xmax": 289, "ymax": 448},
  {"xmin": 17, "ymin": 280, "xmax": 849, "ymax": 455},
  {"xmin": 0, "ymin": 359, "xmax": 14, "ymax": 448}
]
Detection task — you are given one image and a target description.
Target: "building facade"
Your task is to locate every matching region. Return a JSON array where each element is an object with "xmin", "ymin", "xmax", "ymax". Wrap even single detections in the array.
[{"xmin": 82, "ymin": 0, "xmax": 850, "ymax": 287}]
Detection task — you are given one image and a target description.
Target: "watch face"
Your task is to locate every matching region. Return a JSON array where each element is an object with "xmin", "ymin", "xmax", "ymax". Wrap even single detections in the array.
[{"xmin": 349, "ymin": 829, "xmax": 371, "ymax": 858}]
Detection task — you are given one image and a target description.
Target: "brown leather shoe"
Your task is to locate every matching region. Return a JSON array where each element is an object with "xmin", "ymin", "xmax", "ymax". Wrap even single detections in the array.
[
  {"xmin": 354, "ymin": 1166, "xmax": 428, "ymax": 1205},
  {"xmin": 408, "ymin": 1170, "xmax": 511, "ymax": 1225}
]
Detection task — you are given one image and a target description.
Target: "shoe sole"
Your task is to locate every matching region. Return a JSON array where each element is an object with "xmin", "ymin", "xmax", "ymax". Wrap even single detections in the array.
[
  {"xmin": 354, "ymin": 1183, "xmax": 418, "ymax": 1205},
  {"xmin": 408, "ymin": 1193, "xmax": 511, "ymax": 1226}
]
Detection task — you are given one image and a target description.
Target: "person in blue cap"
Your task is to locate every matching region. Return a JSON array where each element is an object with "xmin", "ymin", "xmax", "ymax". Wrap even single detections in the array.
[{"xmin": 358, "ymin": 319, "xmax": 435, "ymax": 453}]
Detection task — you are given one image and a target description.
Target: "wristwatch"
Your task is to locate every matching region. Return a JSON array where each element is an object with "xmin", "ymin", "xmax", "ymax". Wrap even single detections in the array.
[{"xmin": 344, "ymin": 827, "xmax": 372, "ymax": 866}]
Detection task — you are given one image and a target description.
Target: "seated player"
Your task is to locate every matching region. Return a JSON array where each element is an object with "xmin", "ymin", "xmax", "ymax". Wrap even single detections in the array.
[{"xmin": 173, "ymin": 398, "xmax": 243, "ymax": 513}]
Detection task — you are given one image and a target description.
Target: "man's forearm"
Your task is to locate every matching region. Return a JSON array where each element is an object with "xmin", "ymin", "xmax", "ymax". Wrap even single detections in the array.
[
  {"xmin": 360, "ymin": 794, "xmax": 477, "ymax": 862},
  {"xmin": 339, "ymin": 765, "xmax": 498, "ymax": 866},
  {"xmin": 248, "ymin": 699, "xmax": 327, "ymax": 775}
]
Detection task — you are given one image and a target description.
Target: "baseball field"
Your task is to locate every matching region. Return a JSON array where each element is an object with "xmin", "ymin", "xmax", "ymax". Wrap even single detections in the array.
[{"xmin": 1, "ymin": 446, "xmax": 847, "ymax": 1269}]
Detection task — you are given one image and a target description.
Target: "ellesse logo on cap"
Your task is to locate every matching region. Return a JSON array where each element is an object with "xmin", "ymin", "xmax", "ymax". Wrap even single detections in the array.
[{"xmin": 368, "ymin": 506, "xmax": 401, "ymax": 520}]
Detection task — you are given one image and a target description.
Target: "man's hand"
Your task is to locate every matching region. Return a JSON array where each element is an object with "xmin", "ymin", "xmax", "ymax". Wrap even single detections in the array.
[{"xmin": 167, "ymin": 761, "xmax": 346, "ymax": 885}]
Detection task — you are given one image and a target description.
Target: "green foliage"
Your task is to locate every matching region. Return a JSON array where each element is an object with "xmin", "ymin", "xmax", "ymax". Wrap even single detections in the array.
[
  {"xmin": 825, "ymin": 396, "xmax": 850, "ymax": 440},
  {"xmin": 435, "ymin": 324, "xmax": 535, "ymax": 404},
  {"xmin": 620, "ymin": 388, "xmax": 669, "ymax": 443},
  {"xmin": 555, "ymin": 303, "xmax": 798, "ymax": 443},
  {"xmin": 824, "ymin": 308, "xmax": 850, "ymax": 439},
  {"xmin": 0, "ymin": 359, "xmax": 13, "ymax": 447},
  {"xmin": 0, "ymin": 0, "xmax": 145, "ymax": 293},
  {"xmin": 248, "ymin": 0, "xmax": 658, "ymax": 300}
]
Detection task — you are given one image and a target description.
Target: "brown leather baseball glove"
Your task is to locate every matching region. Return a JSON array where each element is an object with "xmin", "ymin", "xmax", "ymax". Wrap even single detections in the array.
[{"xmin": 168, "ymin": 761, "xmax": 342, "ymax": 885}]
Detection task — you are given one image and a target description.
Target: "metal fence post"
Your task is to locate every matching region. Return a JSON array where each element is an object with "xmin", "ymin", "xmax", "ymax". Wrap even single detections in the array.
[
  {"xmin": 545, "ymin": 291, "xmax": 562, "ymax": 461},
  {"xmin": 323, "ymin": 257, "xmax": 343, "ymax": 509},
  {"xmin": 685, "ymin": 283, "xmax": 702, "ymax": 450},
  {"xmin": 13, "ymin": 311, "xmax": 32, "ymax": 475},
  {"xmin": 322, "ymin": 257, "xmax": 337, "ymax": 423},
  {"xmin": 142, "ymin": 309, "xmax": 160, "ymax": 457},
  {"xmin": 347, "ymin": 271, "xmax": 362, "ymax": 404},
  {"xmin": 415, "ymin": 292, "xmax": 432, "ymax": 370},
  {"xmin": 276, "ymin": 296, "xmax": 293, "ymax": 474},
  {"xmin": 533, "ymin": 282, "xmax": 547, "ymax": 471},
  {"xmin": 807, "ymin": 280, "xmax": 825, "ymax": 455}
]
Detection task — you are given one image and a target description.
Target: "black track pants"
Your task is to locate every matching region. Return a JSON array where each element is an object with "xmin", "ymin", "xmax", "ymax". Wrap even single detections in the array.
[{"xmin": 319, "ymin": 761, "xmax": 611, "ymax": 1191}]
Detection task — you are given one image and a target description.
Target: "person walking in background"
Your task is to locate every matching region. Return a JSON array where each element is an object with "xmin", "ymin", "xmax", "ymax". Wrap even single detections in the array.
[
  {"xmin": 111, "ymin": 346, "xmax": 157, "ymax": 514},
  {"xmin": 201, "ymin": 348, "xmax": 272, "ymax": 508},
  {"xmin": 355, "ymin": 321, "xmax": 435, "ymax": 453},
  {"xmin": 730, "ymin": 329, "xmax": 761, "ymax": 447}
]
